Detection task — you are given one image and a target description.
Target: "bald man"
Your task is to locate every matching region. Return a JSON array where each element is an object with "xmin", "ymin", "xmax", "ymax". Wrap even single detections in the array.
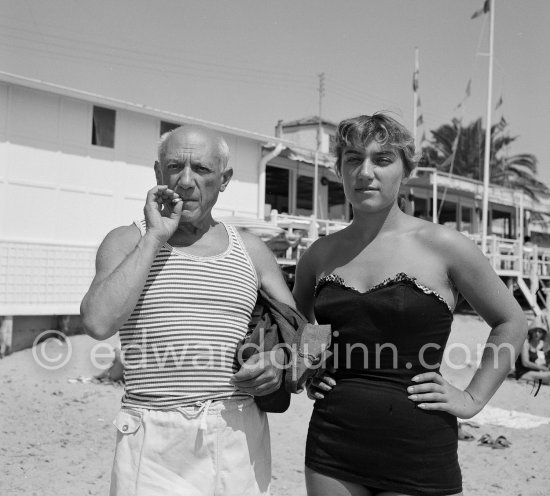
[{"xmin": 81, "ymin": 125, "xmax": 295, "ymax": 496}]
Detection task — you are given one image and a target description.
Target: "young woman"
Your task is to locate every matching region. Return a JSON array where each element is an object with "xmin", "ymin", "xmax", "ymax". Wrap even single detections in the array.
[
  {"xmin": 515, "ymin": 327, "xmax": 550, "ymax": 384},
  {"xmin": 292, "ymin": 113, "xmax": 527, "ymax": 496}
]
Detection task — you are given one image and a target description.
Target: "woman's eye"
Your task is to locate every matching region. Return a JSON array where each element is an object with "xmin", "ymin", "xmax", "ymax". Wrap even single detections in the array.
[{"xmin": 345, "ymin": 157, "xmax": 361, "ymax": 165}]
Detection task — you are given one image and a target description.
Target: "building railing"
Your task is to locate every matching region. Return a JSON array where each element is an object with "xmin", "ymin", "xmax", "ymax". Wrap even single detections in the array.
[
  {"xmin": 0, "ymin": 239, "xmax": 97, "ymax": 316},
  {"xmin": 268, "ymin": 213, "xmax": 550, "ymax": 281}
]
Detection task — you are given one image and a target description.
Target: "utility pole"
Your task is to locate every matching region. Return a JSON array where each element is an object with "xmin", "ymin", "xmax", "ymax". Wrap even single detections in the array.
[{"xmin": 313, "ymin": 72, "xmax": 325, "ymax": 222}]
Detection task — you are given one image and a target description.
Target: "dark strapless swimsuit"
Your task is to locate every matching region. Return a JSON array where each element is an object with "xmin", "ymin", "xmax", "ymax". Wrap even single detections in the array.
[
  {"xmin": 305, "ymin": 272, "xmax": 462, "ymax": 496},
  {"xmin": 514, "ymin": 348, "xmax": 538, "ymax": 380}
]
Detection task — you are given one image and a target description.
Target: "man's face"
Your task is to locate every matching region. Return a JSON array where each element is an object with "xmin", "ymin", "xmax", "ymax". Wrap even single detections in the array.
[{"xmin": 155, "ymin": 128, "xmax": 232, "ymax": 225}]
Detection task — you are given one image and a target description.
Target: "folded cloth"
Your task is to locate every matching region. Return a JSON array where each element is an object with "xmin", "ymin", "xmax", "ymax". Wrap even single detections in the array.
[{"xmin": 237, "ymin": 289, "xmax": 332, "ymax": 412}]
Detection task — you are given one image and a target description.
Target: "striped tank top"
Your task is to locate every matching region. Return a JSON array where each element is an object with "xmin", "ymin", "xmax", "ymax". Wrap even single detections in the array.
[{"xmin": 119, "ymin": 220, "xmax": 258, "ymax": 409}]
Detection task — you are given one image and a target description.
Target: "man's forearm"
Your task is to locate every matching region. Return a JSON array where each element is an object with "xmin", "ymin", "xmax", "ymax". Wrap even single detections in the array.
[{"xmin": 81, "ymin": 234, "xmax": 162, "ymax": 340}]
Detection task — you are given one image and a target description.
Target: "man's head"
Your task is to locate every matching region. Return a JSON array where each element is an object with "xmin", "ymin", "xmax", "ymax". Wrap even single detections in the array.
[{"xmin": 155, "ymin": 125, "xmax": 232, "ymax": 225}]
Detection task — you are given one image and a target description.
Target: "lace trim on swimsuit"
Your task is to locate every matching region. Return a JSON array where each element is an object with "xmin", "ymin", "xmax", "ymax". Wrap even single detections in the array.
[{"xmin": 314, "ymin": 272, "xmax": 453, "ymax": 313}]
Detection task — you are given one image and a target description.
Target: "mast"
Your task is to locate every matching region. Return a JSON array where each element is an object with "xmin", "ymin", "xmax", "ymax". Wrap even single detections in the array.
[
  {"xmin": 481, "ymin": 0, "xmax": 495, "ymax": 254},
  {"xmin": 313, "ymin": 72, "xmax": 325, "ymax": 222},
  {"xmin": 413, "ymin": 47, "xmax": 419, "ymax": 149}
]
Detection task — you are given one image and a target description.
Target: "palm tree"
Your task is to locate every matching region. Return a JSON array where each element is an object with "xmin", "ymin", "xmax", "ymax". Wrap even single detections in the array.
[{"xmin": 421, "ymin": 118, "xmax": 549, "ymax": 199}]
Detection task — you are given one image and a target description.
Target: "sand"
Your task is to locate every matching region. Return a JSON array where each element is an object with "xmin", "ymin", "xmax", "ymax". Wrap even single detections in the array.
[{"xmin": 1, "ymin": 314, "xmax": 549, "ymax": 496}]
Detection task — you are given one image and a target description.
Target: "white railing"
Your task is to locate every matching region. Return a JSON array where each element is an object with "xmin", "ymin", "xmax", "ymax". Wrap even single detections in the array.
[
  {"xmin": 269, "ymin": 211, "xmax": 348, "ymax": 236},
  {"xmin": 466, "ymin": 234, "xmax": 522, "ymax": 274},
  {"xmin": 267, "ymin": 212, "xmax": 550, "ymax": 280},
  {"xmin": 268, "ymin": 211, "xmax": 349, "ymax": 261},
  {"xmin": 462, "ymin": 234, "xmax": 550, "ymax": 279},
  {"xmin": 0, "ymin": 239, "xmax": 97, "ymax": 315}
]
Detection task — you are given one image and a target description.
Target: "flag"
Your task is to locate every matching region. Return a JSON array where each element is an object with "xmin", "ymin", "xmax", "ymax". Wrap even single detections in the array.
[
  {"xmin": 413, "ymin": 50, "xmax": 424, "ymax": 144},
  {"xmin": 497, "ymin": 116, "xmax": 508, "ymax": 131},
  {"xmin": 495, "ymin": 96, "xmax": 503, "ymax": 110},
  {"xmin": 412, "ymin": 67, "xmax": 419, "ymax": 92},
  {"xmin": 456, "ymin": 80, "xmax": 471, "ymax": 110},
  {"xmin": 471, "ymin": 0, "xmax": 490, "ymax": 19},
  {"xmin": 440, "ymin": 130, "xmax": 461, "ymax": 170}
]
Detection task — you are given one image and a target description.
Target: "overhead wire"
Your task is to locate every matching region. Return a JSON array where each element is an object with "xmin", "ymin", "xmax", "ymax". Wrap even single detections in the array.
[
  {"xmin": 0, "ymin": 23, "xmax": 315, "ymax": 86},
  {"xmin": 0, "ymin": 33, "xmax": 317, "ymax": 92}
]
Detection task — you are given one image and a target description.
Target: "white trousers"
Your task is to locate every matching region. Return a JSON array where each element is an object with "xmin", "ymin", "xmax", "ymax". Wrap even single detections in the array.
[{"xmin": 110, "ymin": 397, "xmax": 271, "ymax": 496}]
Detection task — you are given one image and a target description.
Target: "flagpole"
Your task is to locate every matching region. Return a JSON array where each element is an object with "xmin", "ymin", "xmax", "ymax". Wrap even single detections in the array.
[
  {"xmin": 313, "ymin": 73, "xmax": 325, "ymax": 223},
  {"xmin": 481, "ymin": 0, "xmax": 495, "ymax": 255},
  {"xmin": 413, "ymin": 47, "xmax": 419, "ymax": 148}
]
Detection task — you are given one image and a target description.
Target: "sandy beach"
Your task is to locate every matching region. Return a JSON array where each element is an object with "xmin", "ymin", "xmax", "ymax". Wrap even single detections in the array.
[{"xmin": 1, "ymin": 314, "xmax": 549, "ymax": 496}]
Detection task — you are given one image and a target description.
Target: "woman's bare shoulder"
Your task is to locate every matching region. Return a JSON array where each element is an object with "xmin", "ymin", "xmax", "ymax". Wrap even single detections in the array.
[
  {"xmin": 306, "ymin": 228, "xmax": 350, "ymax": 257},
  {"xmin": 297, "ymin": 229, "xmax": 349, "ymax": 275},
  {"xmin": 407, "ymin": 217, "xmax": 475, "ymax": 249}
]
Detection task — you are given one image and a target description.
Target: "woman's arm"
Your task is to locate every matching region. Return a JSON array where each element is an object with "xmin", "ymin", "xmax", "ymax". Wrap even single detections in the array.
[
  {"xmin": 292, "ymin": 246, "xmax": 318, "ymax": 323},
  {"xmin": 293, "ymin": 241, "xmax": 337, "ymax": 399},
  {"xmin": 408, "ymin": 229, "xmax": 527, "ymax": 418}
]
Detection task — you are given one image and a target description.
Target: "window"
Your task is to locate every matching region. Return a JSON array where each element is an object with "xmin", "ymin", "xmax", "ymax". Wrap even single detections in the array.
[
  {"xmin": 265, "ymin": 166, "xmax": 290, "ymax": 215},
  {"xmin": 296, "ymin": 175, "xmax": 313, "ymax": 216},
  {"xmin": 460, "ymin": 206, "xmax": 474, "ymax": 233},
  {"xmin": 413, "ymin": 196, "xmax": 430, "ymax": 220},
  {"xmin": 437, "ymin": 199, "xmax": 457, "ymax": 229},
  {"xmin": 327, "ymin": 180, "xmax": 346, "ymax": 220},
  {"xmin": 91, "ymin": 106, "xmax": 116, "ymax": 148},
  {"xmin": 328, "ymin": 134, "xmax": 337, "ymax": 154},
  {"xmin": 491, "ymin": 208, "xmax": 514, "ymax": 238},
  {"xmin": 160, "ymin": 121, "xmax": 180, "ymax": 136}
]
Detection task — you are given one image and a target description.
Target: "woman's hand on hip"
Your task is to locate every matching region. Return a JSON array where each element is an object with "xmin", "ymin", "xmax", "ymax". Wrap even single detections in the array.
[
  {"xmin": 407, "ymin": 372, "xmax": 482, "ymax": 419},
  {"xmin": 306, "ymin": 370, "xmax": 336, "ymax": 400}
]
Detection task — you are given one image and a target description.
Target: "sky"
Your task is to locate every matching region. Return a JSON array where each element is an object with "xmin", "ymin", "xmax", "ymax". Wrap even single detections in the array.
[{"xmin": 1, "ymin": 0, "xmax": 549, "ymax": 183}]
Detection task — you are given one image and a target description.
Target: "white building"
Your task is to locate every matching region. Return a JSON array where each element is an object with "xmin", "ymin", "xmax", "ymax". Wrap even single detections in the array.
[{"xmin": 0, "ymin": 72, "xmax": 344, "ymax": 351}]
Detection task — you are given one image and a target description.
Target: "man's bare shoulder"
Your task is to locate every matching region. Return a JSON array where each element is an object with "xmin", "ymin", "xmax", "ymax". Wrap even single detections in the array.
[
  {"xmin": 98, "ymin": 224, "xmax": 142, "ymax": 257},
  {"xmin": 236, "ymin": 228, "xmax": 274, "ymax": 261}
]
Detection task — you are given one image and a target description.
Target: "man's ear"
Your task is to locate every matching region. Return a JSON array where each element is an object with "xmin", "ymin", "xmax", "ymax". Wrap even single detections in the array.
[
  {"xmin": 154, "ymin": 161, "xmax": 162, "ymax": 185},
  {"xmin": 219, "ymin": 167, "xmax": 233, "ymax": 192}
]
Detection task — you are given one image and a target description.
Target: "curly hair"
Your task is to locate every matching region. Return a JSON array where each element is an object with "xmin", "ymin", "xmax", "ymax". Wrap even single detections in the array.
[{"xmin": 333, "ymin": 113, "xmax": 420, "ymax": 177}]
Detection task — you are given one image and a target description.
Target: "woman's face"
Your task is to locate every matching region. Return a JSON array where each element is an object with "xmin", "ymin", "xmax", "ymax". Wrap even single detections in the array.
[{"xmin": 340, "ymin": 140, "xmax": 405, "ymax": 214}]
